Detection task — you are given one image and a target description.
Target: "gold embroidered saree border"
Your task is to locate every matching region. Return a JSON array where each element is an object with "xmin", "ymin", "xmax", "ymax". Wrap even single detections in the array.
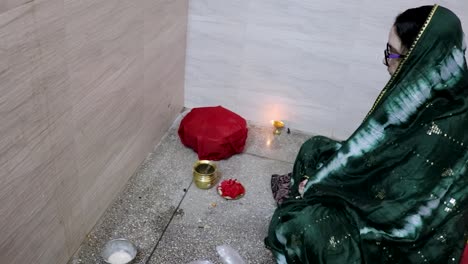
[{"xmin": 363, "ymin": 4, "xmax": 440, "ymax": 121}]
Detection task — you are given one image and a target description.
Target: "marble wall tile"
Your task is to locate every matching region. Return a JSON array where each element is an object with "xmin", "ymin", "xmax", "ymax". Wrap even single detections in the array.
[
  {"xmin": 69, "ymin": 65, "xmax": 144, "ymax": 251},
  {"xmin": 185, "ymin": 0, "xmax": 363, "ymax": 136},
  {"xmin": 247, "ymin": 0, "xmax": 360, "ymax": 44},
  {"xmin": 144, "ymin": 0, "xmax": 186, "ymax": 86},
  {"xmin": 45, "ymin": 111, "xmax": 81, "ymax": 256},
  {"xmin": 65, "ymin": 0, "xmax": 142, "ymax": 104},
  {"xmin": 190, "ymin": 0, "xmax": 249, "ymax": 24},
  {"xmin": 0, "ymin": 0, "xmax": 187, "ymax": 263},
  {"xmin": 0, "ymin": 4, "xmax": 46, "ymax": 147},
  {"xmin": 1, "ymin": 180, "xmax": 68, "ymax": 264},
  {"xmin": 0, "ymin": 137, "xmax": 57, "ymax": 264},
  {"xmin": 186, "ymin": 0, "xmax": 468, "ymax": 139},
  {"xmin": 241, "ymin": 25, "xmax": 350, "ymax": 109},
  {"xmin": 30, "ymin": 0, "xmax": 80, "ymax": 257},
  {"xmin": 143, "ymin": 0, "xmax": 187, "ymax": 147},
  {"xmin": 0, "ymin": 0, "xmax": 33, "ymax": 14},
  {"xmin": 184, "ymin": 0, "xmax": 248, "ymax": 113},
  {"xmin": 28, "ymin": 198, "xmax": 68, "ymax": 264},
  {"xmin": 34, "ymin": 0, "xmax": 71, "ymax": 124},
  {"xmin": 184, "ymin": 18, "xmax": 245, "ymax": 113},
  {"xmin": 333, "ymin": 79, "xmax": 381, "ymax": 140},
  {"xmin": 144, "ymin": 0, "xmax": 184, "ymax": 45},
  {"xmin": 0, "ymin": 5, "xmax": 69, "ymax": 264}
]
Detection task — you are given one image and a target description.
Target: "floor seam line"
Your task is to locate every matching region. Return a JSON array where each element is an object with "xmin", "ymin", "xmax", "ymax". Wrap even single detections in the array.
[
  {"xmin": 145, "ymin": 181, "xmax": 193, "ymax": 263},
  {"xmin": 243, "ymin": 152, "xmax": 294, "ymax": 164}
]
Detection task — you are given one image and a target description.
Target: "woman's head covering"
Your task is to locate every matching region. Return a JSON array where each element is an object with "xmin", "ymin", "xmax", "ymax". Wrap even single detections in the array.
[{"xmin": 366, "ymin": 5, "xmax": 468, "ymax": 123}]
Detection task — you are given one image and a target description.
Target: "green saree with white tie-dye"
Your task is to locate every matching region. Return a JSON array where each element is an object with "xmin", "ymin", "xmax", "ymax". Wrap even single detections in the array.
[{"xmin": 265, "ymin": 5, "xmax": 468, "ymax": 264}]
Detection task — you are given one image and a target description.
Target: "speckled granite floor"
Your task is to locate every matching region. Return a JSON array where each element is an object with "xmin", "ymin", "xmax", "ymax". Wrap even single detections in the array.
[{"xmin": 68, "ymin": 112, "xmax": 312, "ymax": 264}]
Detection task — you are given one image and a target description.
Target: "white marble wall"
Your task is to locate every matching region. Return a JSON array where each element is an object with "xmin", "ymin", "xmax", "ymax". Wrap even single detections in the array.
[{"xmin": 185, "ymin": 0, "xmax": 468, "ymax": 139}]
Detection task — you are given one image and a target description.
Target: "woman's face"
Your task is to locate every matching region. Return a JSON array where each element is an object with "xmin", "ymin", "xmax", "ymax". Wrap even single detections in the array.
[{"xmin": 384, "ymin": 26, "xmax": 406, "ymax": 75}]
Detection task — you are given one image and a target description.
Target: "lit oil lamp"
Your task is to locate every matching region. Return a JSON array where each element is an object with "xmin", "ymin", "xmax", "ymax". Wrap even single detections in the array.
[{"xmin": 272, "ymin": 120, "xmax": 285, "ymax": 135}]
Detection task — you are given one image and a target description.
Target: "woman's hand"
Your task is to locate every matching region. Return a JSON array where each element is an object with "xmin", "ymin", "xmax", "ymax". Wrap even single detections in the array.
[{"xmin": 298, "ymin": 179, "xmax": 309, "ymax": 197}]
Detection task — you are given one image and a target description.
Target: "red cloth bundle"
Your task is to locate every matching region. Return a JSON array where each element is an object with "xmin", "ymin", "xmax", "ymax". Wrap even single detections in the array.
[
  {"xmin": 461, "ymin": 243, "xmax": 468, "ymax": 264},
  {"xmin": 178, "ymin": 106, "xmax": 248, "ymax": 160}
]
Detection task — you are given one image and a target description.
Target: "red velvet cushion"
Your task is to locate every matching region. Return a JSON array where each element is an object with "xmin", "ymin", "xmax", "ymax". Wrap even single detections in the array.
[{"xmin": 178, "ymin": 106, "xmax": 248, "ymax": 161}]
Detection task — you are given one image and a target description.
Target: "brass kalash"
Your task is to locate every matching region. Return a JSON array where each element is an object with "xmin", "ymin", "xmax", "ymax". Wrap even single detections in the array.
[{"xmin": 193, "ymin": 160, "xmax": 219, "ymax": 189}]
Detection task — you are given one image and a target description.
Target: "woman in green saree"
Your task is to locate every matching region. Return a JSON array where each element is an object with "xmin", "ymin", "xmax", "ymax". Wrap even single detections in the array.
[{"xmin": 265, "ymin": 5, "xmax": 468, "ymax": 264}]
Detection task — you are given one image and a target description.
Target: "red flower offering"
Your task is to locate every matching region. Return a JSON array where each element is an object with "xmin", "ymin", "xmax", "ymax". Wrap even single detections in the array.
[{"xmin": 217, "ymin": 179, "xmax": 245, "ymax": 200}]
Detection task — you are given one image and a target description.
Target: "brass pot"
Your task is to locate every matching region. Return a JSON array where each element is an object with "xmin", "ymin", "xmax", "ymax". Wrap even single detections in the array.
[{"xmin": 193, "ymin": 160, "xmax": 219, "ymax": 189}]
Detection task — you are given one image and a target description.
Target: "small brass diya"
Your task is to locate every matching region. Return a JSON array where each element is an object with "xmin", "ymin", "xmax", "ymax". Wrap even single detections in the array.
[
  {"xmin": 272, "ymin": 120, "xmax": 285, "ymax": 135},
  {"xmin": 193, "ymin": 160, "xmax": 219, "ymax": 189}
]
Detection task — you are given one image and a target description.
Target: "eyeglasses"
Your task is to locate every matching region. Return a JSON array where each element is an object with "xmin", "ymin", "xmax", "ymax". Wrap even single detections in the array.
[{"xmin": 384, "ymin": 43, "xmax": 405, "ymax": 66}]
